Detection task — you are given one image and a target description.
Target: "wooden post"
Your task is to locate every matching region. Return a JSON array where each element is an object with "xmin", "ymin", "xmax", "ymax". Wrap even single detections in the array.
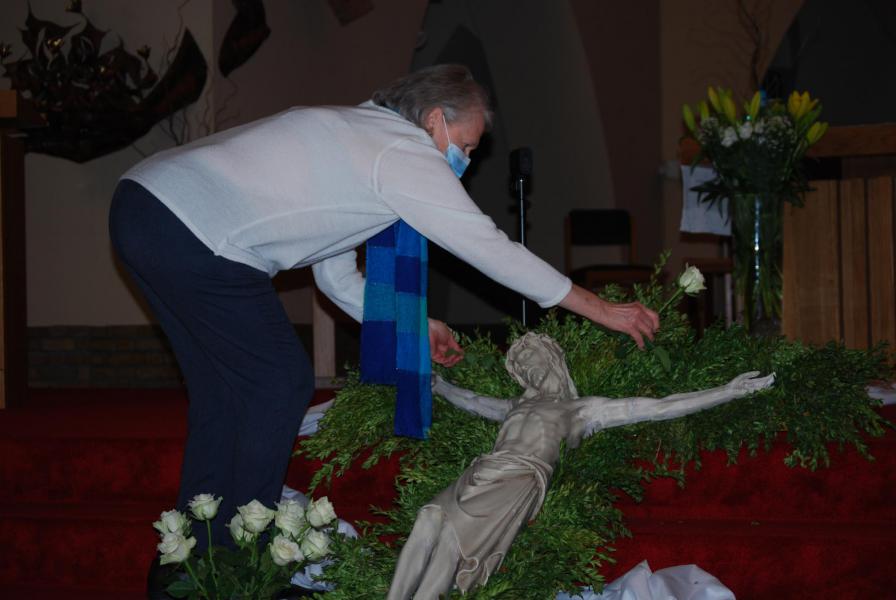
[
  {"xmin": 781, "ymin": 181, "xmax": 842, "ymax": 344},
  {"xmin": 311, "ymin": 287, "xmax": 337, "ymax": 383},
  {"xmin": 867, "ymin": 177, "xmax": 896, "ymax": 354},
  {"xmin": 0, "ymin": 91, "xmax": 42, "ymax": 409},
  {"xmin": 780, "ymin": 124, "xmax": 896, "ymax": 356}
]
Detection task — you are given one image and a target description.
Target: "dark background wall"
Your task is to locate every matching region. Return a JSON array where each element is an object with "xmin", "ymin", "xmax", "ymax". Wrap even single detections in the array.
[
  {"xmin": 570, "ymin": 0, "xmax": 662, "ymax": 268},
  {"xmin": 406, "ymin": 0, "xmax": 618, "ymax": 324},
  {"xmin": 764, "ymin": 0, "xmax": 896, "ymax": 126},
  {"xmin": 9, "ymin": 0, "xmax": 892, "ymax": 339}
]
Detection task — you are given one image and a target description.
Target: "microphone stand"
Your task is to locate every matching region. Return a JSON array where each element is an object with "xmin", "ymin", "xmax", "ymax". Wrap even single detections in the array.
[
  {"xmin": 516, "ymin": 175, "xmax": 528, "ymax": 327},
  {"xmin": 509, "ymin": 148, "xmax": 532, "ymax": 327}
]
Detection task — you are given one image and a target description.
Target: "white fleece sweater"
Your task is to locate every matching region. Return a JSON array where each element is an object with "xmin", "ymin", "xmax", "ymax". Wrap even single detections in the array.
[{"xmin": 123, "ymin": 101, "xmax": 571, "ymax": 322}]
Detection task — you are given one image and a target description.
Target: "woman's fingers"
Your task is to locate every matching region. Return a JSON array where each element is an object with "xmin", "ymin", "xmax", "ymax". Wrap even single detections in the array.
[
  {"xmin": 428, "ymin": 318, "xmax": 464, "ymax": 367},
  {"xmin": 613, "ymin": 302, "xmax": 659, "ymax": 349}
]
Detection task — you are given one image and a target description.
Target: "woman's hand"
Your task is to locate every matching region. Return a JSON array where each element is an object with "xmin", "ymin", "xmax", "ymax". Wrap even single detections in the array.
[
  {"xmin": 559, "ymin": 284, "xmax": 660, "ymax": 349},
  {"xmin": 428, "ymin": 318, "xmax": 464, "ymax": 367}
]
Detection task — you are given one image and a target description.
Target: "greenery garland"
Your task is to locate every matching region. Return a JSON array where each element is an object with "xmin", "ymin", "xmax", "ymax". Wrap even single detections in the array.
[{"xmin": 298, "ymin": 266, "xmax": 893, "ymax": 599}]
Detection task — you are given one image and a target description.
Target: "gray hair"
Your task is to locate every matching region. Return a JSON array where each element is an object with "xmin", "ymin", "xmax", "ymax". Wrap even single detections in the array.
[{"xmin": 372, "ymin": 64, "xmax": 494, "ymax": 131}]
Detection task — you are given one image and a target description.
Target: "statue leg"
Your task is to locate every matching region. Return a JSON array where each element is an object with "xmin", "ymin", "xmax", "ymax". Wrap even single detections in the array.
[
  {"xmin": 412, "ymin": 522, "xmax": 461, "ymax": 600},
  {"xmin": 387, "ymin": 505, "xmax": 445, "ymax": 600}
]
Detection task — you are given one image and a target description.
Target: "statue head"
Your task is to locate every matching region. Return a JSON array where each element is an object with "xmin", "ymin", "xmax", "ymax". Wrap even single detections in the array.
[{"xmin": 505, "ymin": 333, "xmax": 578, "ymax": 400}]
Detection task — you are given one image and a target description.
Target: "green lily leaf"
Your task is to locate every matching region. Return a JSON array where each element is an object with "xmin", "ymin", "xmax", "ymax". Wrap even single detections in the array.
[{"xmin": 652, "ymin": 345, "xmax": 672, "ymax": 372}]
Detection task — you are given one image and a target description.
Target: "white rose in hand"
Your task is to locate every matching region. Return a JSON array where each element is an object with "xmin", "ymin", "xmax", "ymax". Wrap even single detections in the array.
[
  {"xmin": 306, "ymin": 497, "xmax": 337, "ymax": 528},
  {"xmin": 188, "ymin": 493, "xmax": 222, "ymax": 521},
  {"xmin": 237, "ymin": 499, "xmax": 275, "ymax": 533},
  {"xmin": 157, "ymin": 532, "xmax": 196, "ymax": 565},
  {"xmin": 270, "ymin": 534, "xmax": 304, "ymax": 566},
  {"xmin": 275, "ymin": 499, "xmax": 306, "ymax": 539},
  {"xmin": 678, "ymin": 265, "xmax": 706, "ymax": 295},
  {"xmin": 300, "ymin": 529, "xmax": 332, "ymax": 561},
  {"xmin": 153, "ymin": 509, "xmax": 190, "ymax": 536}
]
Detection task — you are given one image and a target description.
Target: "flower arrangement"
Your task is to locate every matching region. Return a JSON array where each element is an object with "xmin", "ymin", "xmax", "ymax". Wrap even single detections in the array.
[
  {"xmin": 681, "ymin": 88, "xmax": 828, "ymax": 332},
  {"xmin": 682, "ymin": 88, "xmax": 828, "ymax": 207},
  {"xmin": 153, "ymin": 493, "xmax": 338, "ymax": 599}
]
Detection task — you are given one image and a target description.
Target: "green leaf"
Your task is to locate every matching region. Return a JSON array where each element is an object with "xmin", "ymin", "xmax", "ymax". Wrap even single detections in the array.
[
  {"xmin": 165, "ymin": 579, "xmax": 196, "ymax": 598},
  {"xmin": 652, "ymin": 346, "xmax": 672, "ymax": 372}
]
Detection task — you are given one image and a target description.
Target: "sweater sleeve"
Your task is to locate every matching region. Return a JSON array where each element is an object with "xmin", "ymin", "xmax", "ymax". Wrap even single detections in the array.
[
  {"xmin": 311, "ymin": 249, "xmax": 366, "ymax": 323},
  {"xmin": 375, "ymin": 139, "xmax": 572, "ymax": 308}
]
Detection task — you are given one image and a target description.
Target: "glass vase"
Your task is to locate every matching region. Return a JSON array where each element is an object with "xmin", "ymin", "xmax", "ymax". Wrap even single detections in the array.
[{"xmin": 732, "ymin": 193, "xmax": 782, "ymax": 335}]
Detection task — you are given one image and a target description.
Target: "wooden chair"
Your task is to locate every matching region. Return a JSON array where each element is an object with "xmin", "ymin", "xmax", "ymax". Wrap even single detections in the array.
[{"xmin": 563, "ymin": 209, "xmax": 655, "ymax": 292}]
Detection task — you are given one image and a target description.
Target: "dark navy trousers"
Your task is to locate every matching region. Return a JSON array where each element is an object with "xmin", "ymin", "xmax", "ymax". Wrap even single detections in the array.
[{"xmin": 109, "ymin": 179, "xmax": 313, "ymax": 549}]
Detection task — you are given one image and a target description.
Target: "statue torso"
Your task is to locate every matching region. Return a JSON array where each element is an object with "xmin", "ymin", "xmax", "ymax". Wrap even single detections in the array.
[{"xmin": 492, "ymin": 396, "xmax": 581, "ymax": 466}]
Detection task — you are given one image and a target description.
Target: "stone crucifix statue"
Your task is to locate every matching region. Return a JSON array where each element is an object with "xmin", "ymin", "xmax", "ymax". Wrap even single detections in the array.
[{"xmin": 387, "ymin": 332, "xmax": 774, "ymax": 600}]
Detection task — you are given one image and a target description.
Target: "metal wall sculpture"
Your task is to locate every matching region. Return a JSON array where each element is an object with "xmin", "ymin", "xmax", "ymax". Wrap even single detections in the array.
[
  {"xmin": 219, "ymin": 0, "xmax": 271, "ymax": 77},
  {"xmin": 1, "ymin": 0, "xmax": 379, "ymax": 162},
  {"xmin": 0, "ymin": 2, "xmax": 207, "ymax": 162}
]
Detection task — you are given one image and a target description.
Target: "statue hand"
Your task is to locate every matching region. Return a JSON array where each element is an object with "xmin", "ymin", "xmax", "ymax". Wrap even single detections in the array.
[
  {"xmin": 726, "ymin": 371, "xmax": 775, "ymax": 395},
  {"xmin": 431, "ymin": 373, "xmax": 445, "ymax": 390}
]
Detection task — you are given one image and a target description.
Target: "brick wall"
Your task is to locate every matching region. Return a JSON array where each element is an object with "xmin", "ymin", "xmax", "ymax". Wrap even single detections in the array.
[
  {"xmin": 27, "ymin": 324, "xmax": 361, "ymax": 388},
  {"xmin": 29, "ymin": 326, "xmax": 183, "ymax": 388},
  {"xmin": 26, "ymin": 323, "xmax": 513, "ymax": 388}
]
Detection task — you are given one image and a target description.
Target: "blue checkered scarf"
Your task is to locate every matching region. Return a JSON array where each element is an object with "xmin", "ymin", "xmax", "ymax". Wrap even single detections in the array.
[{"xmin": 360, "ymin": 221, "xmax": 431, "ymax": 439}]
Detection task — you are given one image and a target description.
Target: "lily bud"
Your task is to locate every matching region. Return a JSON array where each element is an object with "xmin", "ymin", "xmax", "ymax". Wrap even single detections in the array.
[
  {"xmin": 707, "ymin": 86, "xmax": 721, "ymax": 112},
  {"xmin": 747, "ymin": 91, "xmax": 761, "ymax": 121},
  {"xmin": 721, "ymin": 95, "xmax": 738, "ymax": 124},
  {"xmin": 806, "ymin": 121, "xmax": 828, "ymax": 145},
  {"xmin": 793, "ymin": 91, "xmax": 813, "ymax": 119},
  {"xmin": 698, "ymin": 100, "xmax": 710, "ymax": 120},
  {"xmin": 682, "ymin": 104, "xmax": 697, "ymax": 133},
  {"xmin": 787, "ymin": 91, "xmax": 801, "ymax": 118}
]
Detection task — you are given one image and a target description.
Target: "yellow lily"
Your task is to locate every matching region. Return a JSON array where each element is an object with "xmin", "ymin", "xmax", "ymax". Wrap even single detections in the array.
[
  {"xmin": 798, "ymin": 91, "xmax": 810, "ymax": 118},
  {"xmin": 682, "ymin": 104, "xmax": 697, "ymax": 133},
  {"xmin": 698, "ymin": 100, "xmax": 710, "ymax": 120},
  {"xmin": 787, "ymin": 91, "xmax": 801, "ymax": 118},
  {"xmin": 805, "ymin": 97, "xmax": 819, "ymax": 117},
  {"xmin": 747, "ymin": 91, "xmax": 761, "ymax": 121},
  {"xmin": 721, "ymin": 94, "xmax": 738, "ymax": 124},
  {"xmin": 806, "ymin": 121, "xmax": 828, "ymax": 145},
  {"xmin": 707, "ymin": 86, "xmax": 721, "ymax": 112}
]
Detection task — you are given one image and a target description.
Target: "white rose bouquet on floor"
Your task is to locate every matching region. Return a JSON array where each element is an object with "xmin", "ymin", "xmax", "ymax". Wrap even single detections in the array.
[{"xmin": 153, "ymin": 493, "xmax": 338, "ymax": 599}]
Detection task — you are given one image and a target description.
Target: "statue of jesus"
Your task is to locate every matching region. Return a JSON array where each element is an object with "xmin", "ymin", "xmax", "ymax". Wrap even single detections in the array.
[{"xmin": 387, "ymin": 332, "xmax": 774, "ymax": 599}]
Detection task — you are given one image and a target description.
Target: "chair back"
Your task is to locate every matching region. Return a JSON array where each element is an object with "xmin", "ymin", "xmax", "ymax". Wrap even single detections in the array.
[
  {"xmin": 564, "ymin": 209, "xmax": 636, "ymax": 272},
  {"xmin": 566, "ymin": 209, "xmax": 632, "ymax": 246}
]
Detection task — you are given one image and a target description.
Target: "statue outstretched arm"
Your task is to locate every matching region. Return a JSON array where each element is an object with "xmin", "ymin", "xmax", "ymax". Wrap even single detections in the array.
[
  {"xmin": 432, "ymin": 374, "xmax": 511, "ymax": 422},
  {"xmin": 576, "ymin": 371, "xmax": 775, "ymax": 435}
]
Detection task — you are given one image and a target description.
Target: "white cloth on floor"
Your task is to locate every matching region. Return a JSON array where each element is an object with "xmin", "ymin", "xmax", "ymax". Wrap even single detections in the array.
[
  {"xmin": 557, "ymin": 560, "xmax": 735, "ymax": 600},
  {"xmin": 298, "ymin": 399, "xmax": 334, "ymax": 436},
  {"xmin": 680, "ymin": 165, "xmax": 731, "ymax": 236},
  {"xmin": 867, "ymin": 382, "xmax": 896, "ymax": 406}
]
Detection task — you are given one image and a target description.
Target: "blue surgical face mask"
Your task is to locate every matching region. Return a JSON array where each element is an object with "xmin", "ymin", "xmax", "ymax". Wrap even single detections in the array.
[{"xmin": 442, "ymin": 114, "xmax": 470, "ymax": 178}]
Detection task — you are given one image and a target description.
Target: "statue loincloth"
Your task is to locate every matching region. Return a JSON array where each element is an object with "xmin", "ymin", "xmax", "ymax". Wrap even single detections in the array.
[{"xmin": 425, "ymin": 450, "xmax": 553, "ymax": 592}]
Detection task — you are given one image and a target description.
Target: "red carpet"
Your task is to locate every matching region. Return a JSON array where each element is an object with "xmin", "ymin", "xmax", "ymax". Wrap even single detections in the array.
[{"xmin": 0, "ymin": 389, "xmax": 893, "ymax": 599}]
